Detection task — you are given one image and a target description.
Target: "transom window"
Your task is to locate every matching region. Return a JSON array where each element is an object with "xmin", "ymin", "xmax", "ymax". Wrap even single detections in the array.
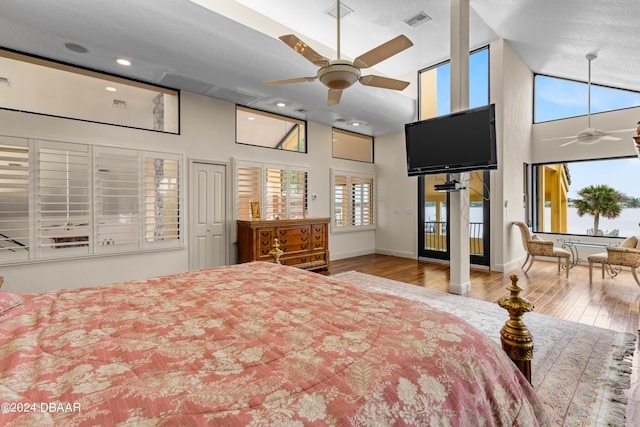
[
  {"xmin": 236, "ymin": 106, "xmax": 307, "ymax": 153},
  {"xmin": 534, "ymin": 74, "xmax": 640, "ymax": 123}
]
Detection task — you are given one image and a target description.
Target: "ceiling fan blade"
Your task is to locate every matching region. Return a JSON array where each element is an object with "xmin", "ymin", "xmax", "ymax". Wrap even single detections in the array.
[
  {"xmin": 540, "ymin": 135, "xmax": 578, "ymax": 141},
  {"xmin": 606, "ymin": 128, "xmax": 636, "ymax": 134},
  {"xmin": 353, "ymin": 35, "xmax": 413, "ymax": 69},
  {"xmin": 279, "ymin": 34, "xmax": 330, "ymax": 67},
  {"xmin": 559, "ymin": 139, "xmax": 578, "ymax": 147},
  {"xmin": 599, "ymin": 135, "xmax": 622, "ymax": 141},
  {"xmin": 263, "ymin": 76, "xmax": 317, "ymax": 86},
  {"xmin": 359, "ymin": 75, "xmax": 410, "ymax": 91},
  {"xmin": 328, "ymin": 89, "xmax": 342, "ymax": 106}
]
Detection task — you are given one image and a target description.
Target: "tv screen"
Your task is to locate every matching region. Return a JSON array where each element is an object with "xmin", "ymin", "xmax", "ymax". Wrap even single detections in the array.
[{"xmin": 404, "ymin": 104, "xmax": 497, "ymax": 176}]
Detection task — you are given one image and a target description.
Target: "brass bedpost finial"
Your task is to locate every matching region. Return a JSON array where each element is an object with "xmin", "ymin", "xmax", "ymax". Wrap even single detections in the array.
[
  {"xmin": 498, "ymin": 274, "xmax": 534, "ymax": 384},
  {"xmin": 268, "ymin": 238, "xmax": 284, "ymax": 264}
]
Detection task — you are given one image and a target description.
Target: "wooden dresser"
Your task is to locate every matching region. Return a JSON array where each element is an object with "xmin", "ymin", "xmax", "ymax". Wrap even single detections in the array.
[{"xmin": 237, "ymin": 218, "xmax": 330, "ymax": 270}]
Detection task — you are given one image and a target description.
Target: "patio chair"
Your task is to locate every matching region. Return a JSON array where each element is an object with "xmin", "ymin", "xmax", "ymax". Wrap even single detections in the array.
[
  {"xmin": 513, "ymin": 221, "xmax": 571, "ymax": 277},
  {"xmin": 588, "ymin": 236, "xmax": 640, "ymax": 287}
]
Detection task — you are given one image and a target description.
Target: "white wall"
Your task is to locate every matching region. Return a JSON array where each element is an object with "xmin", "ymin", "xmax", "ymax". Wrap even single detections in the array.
[
  {"xmin": 374, "ymin": 131, "xmax": 418, "ymax": 259},
  {"xmin": 0, "ymin": 92, "xmax": 376, "ymax": 293},
  {"xmin": 489, "ymin": 39, "xmax": 534, "ymax": 271}
]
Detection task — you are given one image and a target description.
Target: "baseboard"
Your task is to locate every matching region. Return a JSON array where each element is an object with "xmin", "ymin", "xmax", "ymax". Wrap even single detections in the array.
[
  {"xmin": 375, "ymin": 248, "xmax": 416, "ymax": 259},
  {"xmin": 330, "ymin": 249, "xmax": 375, "ymax": 261}
]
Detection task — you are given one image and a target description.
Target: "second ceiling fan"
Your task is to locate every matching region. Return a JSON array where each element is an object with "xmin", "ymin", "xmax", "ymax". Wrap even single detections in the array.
[
  {"xmin": 264, "ymin": 0, "xmax": 413, "ymax": 106},
  {"xmin": 546, "ymin": 53, "xmax": 633, "ymax": 147}
]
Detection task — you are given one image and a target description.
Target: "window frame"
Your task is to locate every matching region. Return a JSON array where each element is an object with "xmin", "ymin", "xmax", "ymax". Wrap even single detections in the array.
[
  {"xmin": 235, "ymin": 105, "xmax": 308, "ymax": 153},
  {"xmin": 531, "ymin": 156, "xmax": 637, "ymax": 239},
  {"xmin": 234, "ymin": 159, "xmax": 309, "ymax": 221},
  {"xmin": 0, "ymin": 48, "xmax": 180, "ymax": 134},
  {"xmin": 533, "ymin": 73, "xmax": 640, "ymax": 124},
  {"xmin": 331, "ymin": 128, "xmax": 374, "ymax": 163},
  {"xmin": 0, "ymin": 136, "xmax": 183, "ymax": 266},
  {"xmin": 331, "ymin": 169, "xmax": 375, "ymax": 233}
]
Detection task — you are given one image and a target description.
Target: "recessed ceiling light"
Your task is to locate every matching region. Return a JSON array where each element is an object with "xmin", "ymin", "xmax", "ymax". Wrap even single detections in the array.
[
  {"xmin": 116, "ymin": 58, "xmax": 131, "ymax": 66},
  {"xmin": 247, "ymin": 117, "xmax": 255, "ymax": 121},
  {"xmin": 105, "ymin": 86, "xmax": 117, "ymax": 92},
  {"xmin": 352, "ymin": 122, "xmax": 361, "ymax": 126},
  {"xmin": 276, "ymin": 102, "xmax": 286, "ymax": 107}
]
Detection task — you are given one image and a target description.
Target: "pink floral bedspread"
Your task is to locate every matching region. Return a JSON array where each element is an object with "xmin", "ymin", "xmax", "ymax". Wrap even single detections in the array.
[{"xmin": 0, "ymin": 262, "xmax": 547, "ymax": 426}]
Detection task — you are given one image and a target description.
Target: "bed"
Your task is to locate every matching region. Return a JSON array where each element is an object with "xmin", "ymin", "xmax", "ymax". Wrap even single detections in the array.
[{"xmin": 0, "ymin": 261, "xmax": 548, "ymax": 426}]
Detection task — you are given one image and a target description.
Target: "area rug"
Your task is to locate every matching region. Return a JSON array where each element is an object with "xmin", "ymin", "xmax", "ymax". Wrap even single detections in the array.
[{"xmin": 333, "ymin": 271, "xmax": 637, "ymax": 426}]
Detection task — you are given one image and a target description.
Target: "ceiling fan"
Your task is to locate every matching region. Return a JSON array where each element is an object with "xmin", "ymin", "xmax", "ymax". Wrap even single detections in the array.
[
  {"xmin": 263, "ymin": 0, "xmax": 413, "ymax": 106},
  {"xmin": 546, "ymin": 53, "xmax": 633, "ymax": 147}
]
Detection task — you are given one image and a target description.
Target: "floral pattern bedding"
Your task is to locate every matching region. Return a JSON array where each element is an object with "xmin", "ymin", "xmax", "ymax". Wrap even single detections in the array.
[{"xmin": 0, "ymin": 262, "xmax": 547, "ymax": 426}]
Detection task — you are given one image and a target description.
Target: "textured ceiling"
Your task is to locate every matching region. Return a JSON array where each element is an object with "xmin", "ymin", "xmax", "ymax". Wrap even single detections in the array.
[{"xmin": 0, "ymin": 0, "xmax": 638, "ymax": 136}]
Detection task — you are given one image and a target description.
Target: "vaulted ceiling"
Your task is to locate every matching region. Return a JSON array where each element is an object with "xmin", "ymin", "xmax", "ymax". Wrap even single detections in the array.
[{"xmin": 1, "ymin": 0, "xmax": 638, "ymax": 136}]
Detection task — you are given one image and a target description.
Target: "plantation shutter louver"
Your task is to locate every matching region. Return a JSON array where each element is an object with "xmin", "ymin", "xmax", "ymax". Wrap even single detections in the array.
[
  {"xmin": 37, "ymin": 141, "xmax": 91, "ymax": 256},
  {"xmin": 0, "ymin": 138, "xmax": 30, "ymax": 261},
  {"xmin": 288, "ymin": 169, "xmax": 308, "ymax": 219},
  {"xmin": 95, "ymin": 147, "xmax": 140, "ymax": 252},
  {"xmin": 334, "ymin": 174, "xmax": 348, "ymax": 228}
]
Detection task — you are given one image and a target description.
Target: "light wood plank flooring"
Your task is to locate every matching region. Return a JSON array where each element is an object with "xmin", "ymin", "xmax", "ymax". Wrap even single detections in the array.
[
  {"xmin": 324, "ymin": 254, "xmax": 639, "ymax": 334},
  {"xmin": 323, "ymin": 254, "xmax": 640, "ymax": 426}
]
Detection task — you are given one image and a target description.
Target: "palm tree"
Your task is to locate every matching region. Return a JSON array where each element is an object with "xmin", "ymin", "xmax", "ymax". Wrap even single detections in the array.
[{"xmin": 573, "ymin": 184, "xmax": 625, "ymax": 235}]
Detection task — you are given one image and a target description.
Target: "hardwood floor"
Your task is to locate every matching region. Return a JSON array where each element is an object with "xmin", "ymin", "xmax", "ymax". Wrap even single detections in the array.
[
  {"xmin": 323, "ymin": 254, "xmax": 640, "ymax": 426},
  {"xmin": 324, "ymin": 253, "xmax": 639, "ymax": 334}
]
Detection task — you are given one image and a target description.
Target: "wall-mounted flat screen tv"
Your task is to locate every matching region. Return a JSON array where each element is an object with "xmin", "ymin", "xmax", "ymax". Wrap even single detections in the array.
[{"xmin": 404, "ymin": 104, "xmax": 497, "ymax": 176}]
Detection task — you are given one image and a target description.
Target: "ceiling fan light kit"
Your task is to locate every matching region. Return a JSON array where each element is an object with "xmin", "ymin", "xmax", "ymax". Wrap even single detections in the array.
[
  {"xmin": 264, "ymin": 0, "xmax": 413, "ymax": 106},
  {"xmin": 318, "ymin": 61, "xmax": 361, "ymax": 90}
]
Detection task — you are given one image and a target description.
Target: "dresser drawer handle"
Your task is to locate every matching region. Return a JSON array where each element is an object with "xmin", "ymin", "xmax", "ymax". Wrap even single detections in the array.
[
  {"xmin": 301, "ymin": 236, "xmax": 308, "ymax": 242},
  {"xmin": 280, "ymin": 239, "xmax": 287, "ymax": 244},
  {"xmin": 261, "ymin": 231, "xmax": 270, "ymax": 237}
]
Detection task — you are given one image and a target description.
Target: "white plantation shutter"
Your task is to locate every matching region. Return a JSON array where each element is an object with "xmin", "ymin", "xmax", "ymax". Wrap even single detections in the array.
[
  {"xmin": 144, "ymin": 154, "xmax": 181, "ymax": 246},
  {"xmin": 0, "ymin": 139, "xmax": 183, "ymax": 265},
  {"xmin": 0, "ymin": 137, "xmax": 30, "ymax": 261},
  {"xmin": 95, "ymin": 147, "xmax": 140, "ymax": 252},
  {"xmin": 333, "ymin": 174, "xmax": 348, "ymax": 228},
  {"xmin": 288, "ymin": 169, "xmax": 307, "ymax": 219},
  {"xmin": 37, "ymin": 140, "xmax": 91, "ymax": 256},
  {"xmin": 235, "ymin": 160, "xmax": 309, "ymax": 221},
  {"xmin": 265, "ymin": 167, "xmax": 286, "ymax": 220},
  {"xmin": 236, "ymin": 164, "xmax": 262, "ymax": 220},
  {"xmin": 332, "ymin": 170, "xmax": 375, "ymax": 230}
]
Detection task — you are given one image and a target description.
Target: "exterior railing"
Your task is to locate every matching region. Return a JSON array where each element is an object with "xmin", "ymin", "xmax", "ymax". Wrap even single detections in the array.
[{"xmin": 424, "ymin": 221, "xmax": 484, "ymax": 255}]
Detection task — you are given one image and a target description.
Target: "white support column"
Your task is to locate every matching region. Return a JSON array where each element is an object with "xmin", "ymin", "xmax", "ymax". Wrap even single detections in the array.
[{"xmin": 448, "ymin": 0, "xmax": 471, "ymax": 295}]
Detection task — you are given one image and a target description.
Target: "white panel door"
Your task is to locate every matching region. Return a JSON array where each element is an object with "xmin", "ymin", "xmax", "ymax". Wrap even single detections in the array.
[{"xmin": 190, "ymin": 162, "xmax": 226, "ymax": 270}]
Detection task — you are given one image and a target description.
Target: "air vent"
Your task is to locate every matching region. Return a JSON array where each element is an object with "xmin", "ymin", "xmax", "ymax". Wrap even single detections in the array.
[
  {"xmin": 325, "ymin": 2, "xmax": 353, "ymax": 19},
  {"xmin": 112, "ymin": 99, "xmax": 127, "ymax": 109},
  {"xmin": 403, "ymin": 11, "xmax": 432, "ymax": 28},
  {"xmin": 0, "ymin": 76, "xmax": 10, "ymax": 87}
]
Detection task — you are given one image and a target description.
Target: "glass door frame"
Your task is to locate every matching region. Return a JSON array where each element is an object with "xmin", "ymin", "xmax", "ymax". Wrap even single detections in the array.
[{"xmin": 418, "ymin": 171, "xmax": 491, "ymax": 266}]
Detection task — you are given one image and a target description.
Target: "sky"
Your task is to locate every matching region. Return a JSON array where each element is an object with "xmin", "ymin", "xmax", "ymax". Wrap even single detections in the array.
[{"xmin": 565, "ymin": 158, "xmax": 639, "ymax": 200}]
